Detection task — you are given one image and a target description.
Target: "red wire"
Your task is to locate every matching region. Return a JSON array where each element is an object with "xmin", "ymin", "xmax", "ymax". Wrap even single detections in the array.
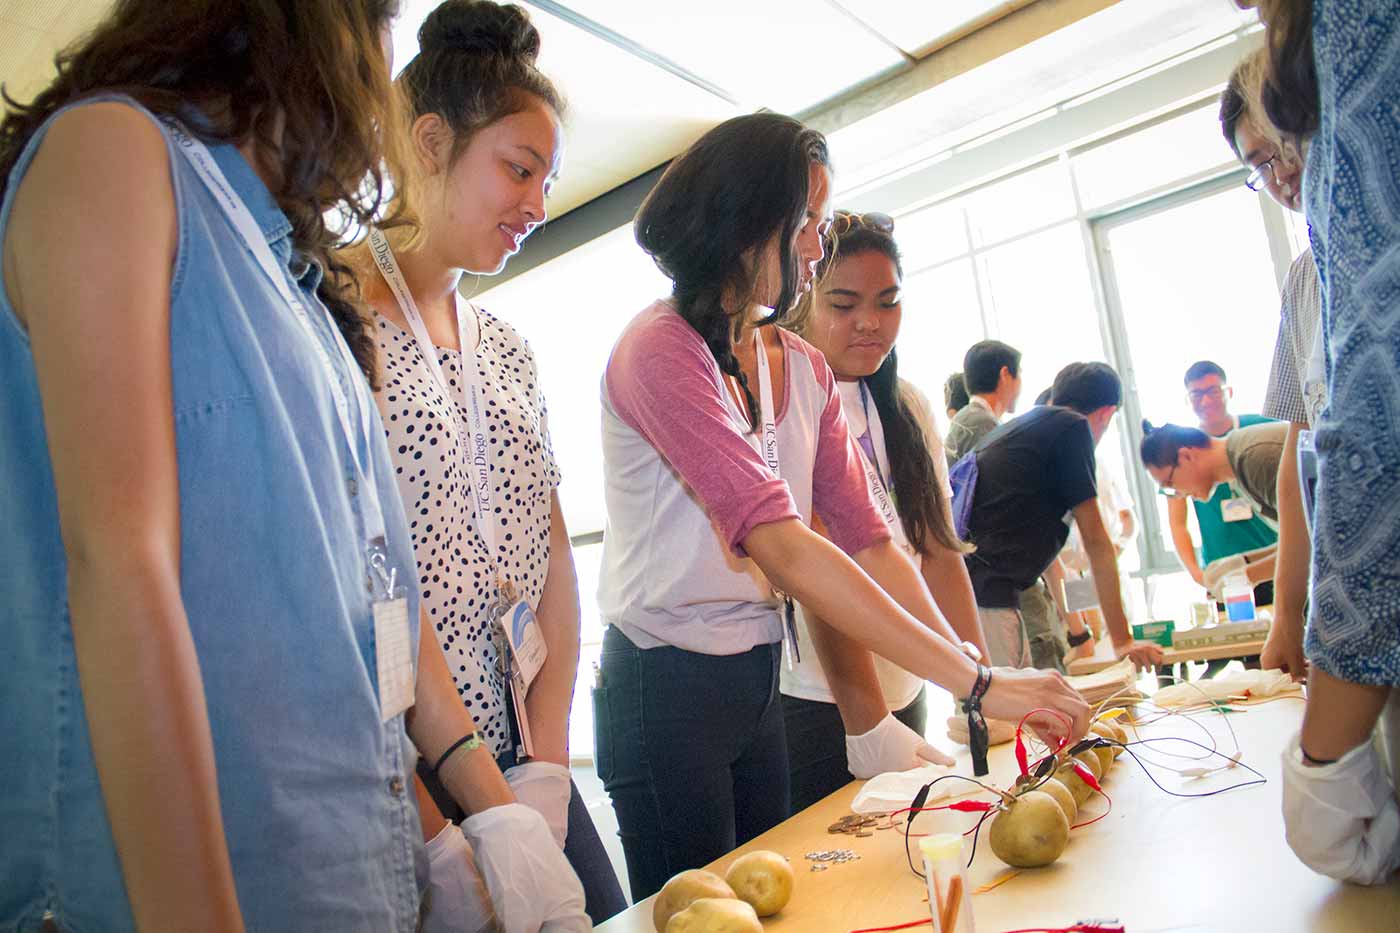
[
  {"xmin": 848, "ymin": 919, "xmax": 930, "ymax": 932},
  {"xmin": 1071, "ymin": 789, "xmax": 1113, "ymax": 829}
]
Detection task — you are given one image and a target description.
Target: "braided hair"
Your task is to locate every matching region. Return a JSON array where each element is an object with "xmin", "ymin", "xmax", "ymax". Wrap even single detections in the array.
[{"xmin": 635, "ymin": 113, "xmax": 829, "ymax": 431}]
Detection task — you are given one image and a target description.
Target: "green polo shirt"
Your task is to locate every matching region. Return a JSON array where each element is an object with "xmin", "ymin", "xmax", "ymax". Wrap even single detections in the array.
[{"xmin": 1192, "ymin": 414, "xmax": 1279, "ymax": 565}]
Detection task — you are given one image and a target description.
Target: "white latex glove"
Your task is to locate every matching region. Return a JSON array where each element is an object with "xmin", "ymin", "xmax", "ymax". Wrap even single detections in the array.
[
  {"xmin": 1281, "ymin": 732, "xmax": 1400, "ymax": 886},
  {"xmin": 421, "ymin": 821, "xmax": 500, "ymax": 933},
  {"xmin": 504, "ymin": 760, "xmax": 572, "ymax": 848},
  {"xmin": 462, "ymin": 803, "xmax": 589, "ymax": 933},
  {"xmin": 1202, "ymin": 554, "xmax": 1247, "ymax": 601},
  {"xmin": 845, "ymin": 712, "xmax": 955, "ymax": 779}
]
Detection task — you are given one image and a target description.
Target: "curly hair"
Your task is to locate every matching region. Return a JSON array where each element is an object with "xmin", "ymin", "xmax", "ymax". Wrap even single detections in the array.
[{"xmin": 0, "ymin": 0, "xmax": 415, "ymax": 386}]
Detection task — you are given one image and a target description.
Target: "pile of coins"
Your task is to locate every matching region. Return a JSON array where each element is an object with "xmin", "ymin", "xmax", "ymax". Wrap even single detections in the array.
[
  {"xmin": 826, "ymin": 813, "xmax": 891, "ymax": 837},
  {"xmin": 803, "ymin": 848, "xmax": 860, "ymax": 871}
]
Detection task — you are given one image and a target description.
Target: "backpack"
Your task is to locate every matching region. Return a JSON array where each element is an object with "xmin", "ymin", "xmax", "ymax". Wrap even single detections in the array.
[{"xmin": 947, "ymin": 451, "xmax": 979, "ymax": 541}]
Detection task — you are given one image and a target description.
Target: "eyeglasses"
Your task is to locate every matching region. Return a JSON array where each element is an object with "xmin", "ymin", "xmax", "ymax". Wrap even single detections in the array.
[
  {"xmin": 1156, "ymin": 463, "xmax": 1188, "ymax": 499},
  {"xmin": 830, "ymin": 211, "xmax": 895, "ymax": 237},
  {"xmin": 1187, "ymin": 384, "xmax": 1230, "ymax": 404},
  {"xmin": 1245, "ymin": 157, "xmax": 1276, "ymax": 193}
]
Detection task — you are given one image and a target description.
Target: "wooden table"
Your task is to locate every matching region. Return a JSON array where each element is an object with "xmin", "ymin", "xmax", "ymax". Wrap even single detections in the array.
[
  {"xmin": 596, "ymin": 699, "xmax": 1400, "ymax": 933},
  {"xmin": 1066, "ymin": 637, "xmax": 1267, "ymax": 676}
]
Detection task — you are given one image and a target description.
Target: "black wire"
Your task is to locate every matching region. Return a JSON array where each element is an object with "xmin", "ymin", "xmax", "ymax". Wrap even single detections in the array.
[
  {"xmin": 901, "ymin": 773, "xmax": 1007, "ymax": 879},
  {"xmin": 1115, "ymin": 737, "xmax": 1269, "ymax": 797},
  {"xmin": 901, "ymin": 737, "xmax": 1267, "ymax": 880}
]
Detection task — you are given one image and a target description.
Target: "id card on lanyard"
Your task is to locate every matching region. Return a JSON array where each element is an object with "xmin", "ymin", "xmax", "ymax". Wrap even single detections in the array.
[
  {"xmin": 165, "ymin": 121, "xmax": 414, "ymax": 721},
  {"xmin": 741, "ymin": 328, "xmax": 801, "ymax": 669},
  {"xmin": 369, "ymin": 230, "xmax": 545, "ymax": 756},
  {"xmin": 856, "ymin": 380, "xmax": 908, "ymax": 551}
]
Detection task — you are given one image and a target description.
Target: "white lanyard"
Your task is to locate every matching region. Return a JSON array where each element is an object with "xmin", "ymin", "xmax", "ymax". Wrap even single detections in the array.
[
  {"xmin": 856, "ymin": 380, "xmax": 905, "ymax": 543},
  {"xmin": 751, "ymin": 327, "xmax": 780, "ymax": 475},
  {"xmin": 368, "ymin": 230, "xmax": 502, "ymax": 571},
  {"xmin": 166, "ymin": 120, "xmax": 386, "ymax": 542}
]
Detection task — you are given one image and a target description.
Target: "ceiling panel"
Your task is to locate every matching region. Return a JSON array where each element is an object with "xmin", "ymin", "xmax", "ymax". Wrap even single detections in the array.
[
  {"xmin": 394, "ymin": 0, "xmax": 737, "ymax": 218},
  {"xmin": 542, "ymin": 0, "xmax": 905, "ymax": 114},
  {"xmin": 826, "ymin": 0, "xmax": 1257, "ymax": 197},
  {"xmin": 0, "ymin": 1, "xmax": 110, "ymax": 105},
  {"xmin": 838, "ymin": 0, "xmax": 1029, "ymax": 57}
]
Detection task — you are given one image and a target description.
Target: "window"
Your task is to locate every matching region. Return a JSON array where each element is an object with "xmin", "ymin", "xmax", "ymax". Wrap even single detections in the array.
[
  {"xmin": 1094, "ymin": 178, "xmax": 1285, "ymax": 568},
  {"xmin": 1073, "ymin": 105, "xmax": 1237, "ymax": 211}
]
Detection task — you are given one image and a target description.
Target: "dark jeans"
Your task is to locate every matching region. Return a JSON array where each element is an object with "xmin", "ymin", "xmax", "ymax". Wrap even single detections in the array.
[
  {"xmin": 781, "ymin": 688, "xmax": 928, "ymax": 815},
  {"xmin": 416, "ymin": 749, "xmax": 628, "ymax": 925},
  {"xmin": 593, "ymin": 626, "xmax": 790, "ymax": 902}
]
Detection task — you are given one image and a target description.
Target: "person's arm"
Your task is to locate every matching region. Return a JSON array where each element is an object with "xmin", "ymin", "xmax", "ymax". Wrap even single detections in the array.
[
  {"xmin": 804, "ymin": 617, "xmax": 888, "ymax": 735},
  {"xmin": 1243, "ymin": 544, "xmax": 1278, "ymax": 586},
  {"xmin": 1071, "ymin": 499, "xmax": 1163, "ymax": 669},
  {"xmin": 920, "ymin": 548, "xmax": 990, "ymax": 662},
  {"xmin": 1044, "ymin": 557, "xmax": 1094, "ymax": 658},
  {"xmin": 1167, "ymin": 496, "xmax": 1206, "ymax": 585},
  {"xmin": 745, "ymin": 519, "xmax": 1089, "ymax": 738},
  {"xmin": 9, "ymin": 105, "xmax": 243, "ymax": 930},
  {"xmin": 521, "ymin": 493, "xmax": 580, "ymax": 766},
  {"xmin": 406, "ymin": 607, "xmax": 515, "ymax": 814},
  {"xmin": 1264, "ymin": 421, "xmax": 1311, "ymax": 679}
]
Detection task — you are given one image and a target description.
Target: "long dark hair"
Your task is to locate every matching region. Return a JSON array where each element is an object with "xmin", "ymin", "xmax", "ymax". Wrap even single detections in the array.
[
  {"xmin": 635, "ymin": 112, "xmax": 829, "ymax": 432},
  {"xmin": 793, "ymin": 218, "xmax": 967, "ymax": 555},
  {"xmin": 1257, "ymin": 0, "xmax": 1318, "ymax": 144},
  {"xmin": 398, "ymin": 0, "xmax": 564, "ymax": 164},
  {"xmin": 0, "ymin": 0, "xmax": 411, "ymax": 384}
]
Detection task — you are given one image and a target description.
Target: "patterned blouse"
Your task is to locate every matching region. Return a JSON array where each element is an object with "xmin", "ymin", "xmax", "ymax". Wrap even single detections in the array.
[
  {"xmin": 374, "ymin": 304, "xmax": 560, "ymax": 755},
  {"xmin": 1304, "ymin": 0, "xmax": 1400, "ymax": 685}
]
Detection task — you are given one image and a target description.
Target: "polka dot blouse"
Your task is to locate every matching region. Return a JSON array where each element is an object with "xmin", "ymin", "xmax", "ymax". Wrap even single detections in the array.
[{"xmin": 374, "ymin": 302, "xmax": 560, "ymax": 758}]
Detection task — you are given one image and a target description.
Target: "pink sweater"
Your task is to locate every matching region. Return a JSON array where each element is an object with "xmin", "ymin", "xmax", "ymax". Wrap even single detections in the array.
[{"xmin": 599, "ymin": 300, "xmax": 889, "ymax": 654}]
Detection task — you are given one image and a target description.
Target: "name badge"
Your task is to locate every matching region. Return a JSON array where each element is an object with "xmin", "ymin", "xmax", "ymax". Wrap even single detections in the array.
[
  {"xmin": 368, "ymin": 538, "xmax": 415, "ymax": 722},
  {"xmin": 1221, "ymin": 497, "xmax": 1254, "ymax": 523},
  {"xmin": 491, "ymin": 580, "xmax": 548, "ymax": 759},
  {"xmin": 374, "ymin": 596, "xmax": 415, "ymax": 722}
]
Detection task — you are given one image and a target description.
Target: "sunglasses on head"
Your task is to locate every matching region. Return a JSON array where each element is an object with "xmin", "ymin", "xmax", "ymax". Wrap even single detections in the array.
[{"xmin": 830, "ymin": 211, "xmax": 895, "ymax": 237}]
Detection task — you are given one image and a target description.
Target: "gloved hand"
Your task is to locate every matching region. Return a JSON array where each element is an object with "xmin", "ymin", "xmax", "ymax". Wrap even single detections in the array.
[
  {"xmin": 504, "ymin": 760, "xmax": 572, "ymax": 848},
  {"xmin": 1202, "ymin": 554, "xmax": 1247, "ymax": 601},
  {"xmin": 421, "ymin": 821, "xmax": 500, "ymax": 933},
  {"xmin": 462, "ymin": 804, "xmax": 589, "ymax": 933},
  {"xmin": 1281, "ymin": 731, "xmax": 1400, "ymax": 886},
  {"xmin": 846, "ymin": 712, "xmax": 955, "ymax": 779}
]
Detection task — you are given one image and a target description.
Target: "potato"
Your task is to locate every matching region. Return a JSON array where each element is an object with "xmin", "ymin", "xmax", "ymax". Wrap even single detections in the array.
[
  {"xmin": 1031, "ymin": 776, "xmax": 1078, "ymax": 825},
  {"xmin": 988, "ymin": 790, "xmax": 1070, "ymax": 868},
  {"xmin": 653, "ymin": 870, "xmax": 737, "ymax": 932},
  {"xmin": 1074, "ymin": 750, "xmax": 1102, "ymax": 781},
  {"xmin": 665, "ymin": 897, "xmax": 763, "ymax": 933},
  {"xmin": 1056, "ymin": 758, "xmax": 1096, "ymax": 806},
  {"xmin": 1091, "ymin": 744, "xmax": 1115, "ymax": 776},
  {"xmin": 1090, "ymin": 720, "xmax": 1127, "ymax": 758},
  {"xmin": 724, "ymin": 850, "xmax": 793, "ymax": 917}
]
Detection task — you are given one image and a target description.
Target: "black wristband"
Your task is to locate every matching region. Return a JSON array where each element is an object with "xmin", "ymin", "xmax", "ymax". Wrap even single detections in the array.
[
  {"xmin": 961, "ymin": 664, "xmax": 993, "ymax": 776},
  {"xmin": 1067, "ymin": 629, "xmax": 1093, "ymax": 648},
  {"xmin": 1300, "ymin": 745, "xmax": 1339, "ymax": 767},
  {"xmin": 432, "ymin": 730, "xmax": 484, "ymax": 773}
]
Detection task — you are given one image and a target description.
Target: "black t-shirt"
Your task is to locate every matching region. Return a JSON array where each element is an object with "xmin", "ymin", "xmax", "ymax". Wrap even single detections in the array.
[{"xmin": 964, "ymin": 406, "xmax": 1098, "ymax": 608}]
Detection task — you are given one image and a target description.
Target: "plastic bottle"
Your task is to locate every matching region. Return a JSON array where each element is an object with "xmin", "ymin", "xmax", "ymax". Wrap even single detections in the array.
[
  {"xmin": 919, "ymin": 833, "xmax": 975, "ymax": 933},
  {"xmin": 1222, "ymin": 571, "xmax": 1257, "ymax": 622}
]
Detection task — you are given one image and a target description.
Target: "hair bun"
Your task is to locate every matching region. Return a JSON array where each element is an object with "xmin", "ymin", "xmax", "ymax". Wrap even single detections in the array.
[
  {"xmin": 1141, "ymin": 419, "xmax": 1156, "ymax": 434},
  {"xmin": 418, "ymin": 0, "xmax": 541, "ymax": 63}
]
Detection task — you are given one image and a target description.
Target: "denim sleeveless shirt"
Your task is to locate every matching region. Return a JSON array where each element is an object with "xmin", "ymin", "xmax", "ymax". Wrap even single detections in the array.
[{"xmin": 0, "ymin": 97, "xmax": 425, "ymax": 931}]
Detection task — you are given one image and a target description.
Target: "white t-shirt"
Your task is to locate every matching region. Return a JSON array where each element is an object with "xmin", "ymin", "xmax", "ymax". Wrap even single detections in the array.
[
  {"xmin": 781, "ymin": 379, "xmax": 954, "ymax": 709},
  {"xmin": 599, "ymin": 301, "xmax": 889, "ymax": 656}
]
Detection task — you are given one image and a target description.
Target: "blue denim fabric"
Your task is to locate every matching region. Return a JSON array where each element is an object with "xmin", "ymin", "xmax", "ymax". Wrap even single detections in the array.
[
  {"xmin": 0, "ymin": 97, "xmax": 425, "ymax": 931},
  {"xmin": 1304, "ymin": 1, "xmax": 1400, "ymax": 685}
]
